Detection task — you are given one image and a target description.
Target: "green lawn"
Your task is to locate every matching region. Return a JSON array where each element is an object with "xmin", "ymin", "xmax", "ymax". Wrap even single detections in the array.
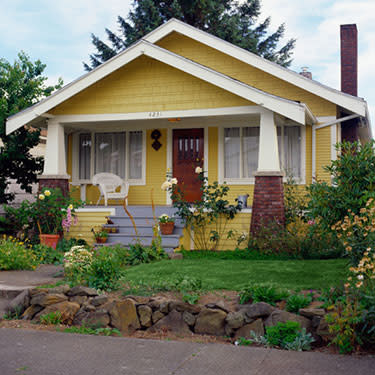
[{"xmin": 123, "ymin": 258, "xmax": 348, "ymax": 291}]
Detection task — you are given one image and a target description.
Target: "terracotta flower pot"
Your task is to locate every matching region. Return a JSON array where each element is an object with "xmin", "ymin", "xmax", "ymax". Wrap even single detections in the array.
[
  {"xmin": 160, "ymin": 222, "xmax": 175, "ymax": 235},
  {"xmin": 96, "ymin": 237, "xmax": 108, "ymax": 244},
  {"xmin": 39, "ymin": 234, "xmax": 60, "ymax": 249}
]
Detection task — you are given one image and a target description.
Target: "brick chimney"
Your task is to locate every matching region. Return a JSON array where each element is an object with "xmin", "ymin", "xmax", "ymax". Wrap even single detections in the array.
[{"xmin": 340, "ymin": 24, "xmax": 357, "ymax": 96}]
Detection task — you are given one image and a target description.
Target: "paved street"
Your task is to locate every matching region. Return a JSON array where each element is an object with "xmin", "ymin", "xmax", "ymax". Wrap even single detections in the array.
[{"xmin": 0, "ymin": 328, "xmax": 374, "ymax": 375}]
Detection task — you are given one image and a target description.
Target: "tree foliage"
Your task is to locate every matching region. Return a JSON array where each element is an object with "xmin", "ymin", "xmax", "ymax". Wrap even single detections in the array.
[
  {"xmin": 0, "ymin": 51, "xmax": 63, "ymax": 203},
  {"xmin": 84, "ymin": 0, "xmax": 295, "ymax": 71},
  {"xmin": 306, "ymin": 141, "xmax": 375, "ymax": 230}
]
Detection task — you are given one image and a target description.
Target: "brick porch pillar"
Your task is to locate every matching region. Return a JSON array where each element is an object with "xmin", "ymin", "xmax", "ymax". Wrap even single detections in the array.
[
  {"xmin": 250, "ymin": 110, "xmax": 285, "ymax": 235},
  {"xmin": 38, "ymin": 119, "xmax": 70, "ymax": 197}
]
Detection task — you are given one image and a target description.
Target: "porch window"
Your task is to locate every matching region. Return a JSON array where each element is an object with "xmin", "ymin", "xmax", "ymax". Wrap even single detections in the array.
[
  {"xmin": 223, "ymin": 125, "xmax": 301, "ymax": 180},
  {"xmin": 77, "ymin": 131, "xmax": 144, "ymax": 182},
  {"xmin": 277, "ymin": 126, "xmax": 301, "ymax": 178},
  {"xmin": 95, "ymin": 133, "xmax": 126, "ymax": 178},
  {"xmin": 224, "ymin": 127, "xmax": 259, "ymax": 179}
]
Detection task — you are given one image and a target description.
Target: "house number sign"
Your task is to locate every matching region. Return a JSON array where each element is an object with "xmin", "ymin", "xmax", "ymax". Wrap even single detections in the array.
[{"xmin": 149, "ymin": 111, "xmax": 162, "ymax": 118}]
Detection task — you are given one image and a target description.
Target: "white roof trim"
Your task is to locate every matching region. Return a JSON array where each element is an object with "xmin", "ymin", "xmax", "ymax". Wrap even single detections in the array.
[
  {"xmin": 6, "ymin": 41, "xmax": 308, "ymax": 134},
  {"xmin": 144, "ymin": 18, "xmax": 368, "ymax": 118}
]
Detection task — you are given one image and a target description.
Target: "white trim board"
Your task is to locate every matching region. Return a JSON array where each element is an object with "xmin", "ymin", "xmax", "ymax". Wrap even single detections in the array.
[
  {"xmin": 6, "ymin": 40, "xmax": 311, "ymax": 134},
  {"xmin": 145, "ymin": 18, "xmax": 368, "ymax": 118}
]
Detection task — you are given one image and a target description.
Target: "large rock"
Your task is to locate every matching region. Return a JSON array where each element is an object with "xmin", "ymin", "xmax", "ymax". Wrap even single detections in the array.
[
  {"xmin": 239, "ymin": 302, "xmax": 275, "ymax": 323},
  {"xmin": 6, "ymin": 290, "xmax": 30, "ymax": 315},
  {"xmin": 205, "ymin": 301, "xmax": 229, "ymax": 313},
  {"xmin": 225, "ymin": 311, "xmax": 245, "ymax": 336},
  {"xmin": 66, "ymin": 286, "xmax": 98, "ymax": 297},
  {"xmin": 152, "ymin": 311, "xmax": 165, "ymax": 324},
  {"xmin": 138, "ymin": 305, "xmax": 152, "ymax": 328},
  {"xmin": 30, "ymin": 293, "xmax": 68, "ymax": 307},
  {"xmin": 183, "ymin": 311, "xmax": 196, "ymax": 327},
  {"xmin": 22, "ymin": 305, "xmax": 43, "ymax": 320},
  {"xmin": 195, "ymin": 308, "xmax": 227, "ymax": 336},
  {"xmin": 73, "ymin": 309, "xmax": 110, "ymax": 327},
  {"xmin": 108, "ymin": 299, "xmax": 140, "ymax": 333},
  {"xmin": 316, "ymin": 316, "xmax": 335, "ymax": 341},
  {"xmin": 168, "ymin": 301, "xmax": 201, "ymax": 314},
  {"xmin": 148, "ymin": 310, "xmax": 191, "ymax": 335},
  {"xmin": 69, "ymin": 296, "xmax": 88, "ymax": 306},
  {"xmin": 149, "ymin": 297, "xmax": 169, "ymax": 313},
  {"xmin": 234, "ymin": 319, "xmax": 264, "ymax": 340},
  {"xmin": 49, "ymin": 285, "xmax": 70, "ymax": 294},
  {"xmin": 299, "ymin": 308, "xmax": 325, "ymax": 319},
  {"xmin": 264, "ymin": 309, "xmax": 311, "ymax": 330},
  {"xmin": 35, "ymin": 301, "xmax": 80, "ymax": 324},
  {"xmin": 91, "ymin": 295, "xmax": 108, "ymax": 307}
]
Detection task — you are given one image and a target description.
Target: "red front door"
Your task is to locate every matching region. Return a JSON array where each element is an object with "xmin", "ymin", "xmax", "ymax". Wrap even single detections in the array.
[{"xmin": 173, "ymin": 128, "xmax": 204, "ymax": 202}]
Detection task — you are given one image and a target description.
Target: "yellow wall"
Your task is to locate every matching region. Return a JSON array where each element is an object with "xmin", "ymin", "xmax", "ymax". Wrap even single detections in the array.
[
  {"xmin": 315, "ymin": 126, "xmax": 332, "ymax": 182},
  {"xmin": 50, "ymin": 55, "xmax": 252, "ymax": 115},
  {"xmin": 157, "ymin": 33, "xmax": 337, "ymax": 117},
  {"xmin": 65, "ymin": 211, "xmax": 111, "ymax": 246}
]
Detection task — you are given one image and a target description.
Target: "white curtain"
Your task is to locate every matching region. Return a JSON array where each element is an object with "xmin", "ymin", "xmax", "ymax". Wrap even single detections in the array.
[
  {"xmin": 129, "ymin": 131, "xmax": 142, "ymax": 179},
  {"xmin": 224, "ymin": 128, "xmax": 240, "ymax": 178},
  {"xmin": 79, "ymin": 134, "xmax": 91, "ymax": 180},
  {"xmin": 242, "ymin": 127, "xmax": 259, "ymax": 178},
  {"xmin": 284, "ymin": 126, "xmax": 301, "ymax": 178},
  {"xmin": 95, "ymin": 133, "xmax": 126, "ymax": 178}
]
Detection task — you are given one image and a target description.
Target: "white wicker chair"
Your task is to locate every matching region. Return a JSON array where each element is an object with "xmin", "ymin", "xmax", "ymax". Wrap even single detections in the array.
[{"xmin": 92, "ymin": 173, "xmax": 129, "ymax": 206}]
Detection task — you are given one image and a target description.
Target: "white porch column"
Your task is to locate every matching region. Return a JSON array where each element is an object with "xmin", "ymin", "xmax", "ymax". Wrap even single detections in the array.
[
  {"xmin": 43, "ymin": 119, "xmax": 67, "ymax": 176},
  {"xmin": 257, "ymin": 110, "xmax": 281, "ymax": 172}
]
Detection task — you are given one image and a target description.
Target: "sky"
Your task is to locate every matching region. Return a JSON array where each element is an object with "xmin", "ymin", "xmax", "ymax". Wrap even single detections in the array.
[{"xmin": 1, "ymin": 0, "xmax": 374, "ymax": 130}]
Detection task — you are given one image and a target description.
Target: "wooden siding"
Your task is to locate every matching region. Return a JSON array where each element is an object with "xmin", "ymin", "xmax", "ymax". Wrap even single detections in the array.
[
  {"xmin": 50, "ymin": 55, "xmax": 252, "ymax": 115},
  {"xmin": 157, "ymin": 32, "xmax": 337, "ymax": 117}
]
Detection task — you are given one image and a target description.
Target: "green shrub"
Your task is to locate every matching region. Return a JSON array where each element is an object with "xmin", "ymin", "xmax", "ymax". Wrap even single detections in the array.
[
  {"xmin": 63, "ymin": 245, "xmax": 94, "ymax": 285},
  {"xmin": 248, "ymin": 321, "xmax": 314, "ymax": 351},
  {"xmin": 87, "ymin": 246, "xmax": 127, "ymax": 291},
  {"xmin": 33, "ymin": 244, "xmax": 64, "ymax": 264},
  {"xmin": 126, "ymin": 243, "xmax": 167, "ymax": 266},
  {"xmin": 239, "ymin": 284, "xmax": 289, "ymax": 305},
  {"xmin": 307, "ymin": 140, "xmax": 375, "ymax": 231},
  {"xmin": 0, "ymin": 237, "xmax": 38, "ymax": 270},
  {"xmin": 286, "ymin": 294, "xmax": 313, "ymax": 314},
  {"xmin": 40, "ymin": 311, "xmax": 62, "ymax": 325}
]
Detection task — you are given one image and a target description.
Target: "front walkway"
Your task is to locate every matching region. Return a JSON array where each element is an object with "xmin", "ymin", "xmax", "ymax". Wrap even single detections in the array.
[{"xmin": 0, "ymin": 329, "xmax": 374, "ymax": 375}]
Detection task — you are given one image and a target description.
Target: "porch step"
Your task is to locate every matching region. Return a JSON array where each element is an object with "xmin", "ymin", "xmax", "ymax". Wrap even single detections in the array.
[
  {"xmin": 105, "ymin": 224, "xmax": 184, "ymax": 236},
  {"xmin": 102, "ymin": 206, "xmax": 184, "ymax": 253}
]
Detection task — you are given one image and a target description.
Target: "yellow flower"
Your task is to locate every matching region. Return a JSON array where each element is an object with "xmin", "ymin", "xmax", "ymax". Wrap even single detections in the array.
[
  {"xmin": 68, "ymin": 204, "xmax": 73, "ymax": 210},
  {"xmin": 44, "ymin": 190, "xmax": 51, "ymax": 197},
  {"xmin": 38, "ymin": 194, "xmax": 45, "ymax": 200},
  {"xmin": 346, "ymin": 246, "xmax": 352, "ymax": 252}
]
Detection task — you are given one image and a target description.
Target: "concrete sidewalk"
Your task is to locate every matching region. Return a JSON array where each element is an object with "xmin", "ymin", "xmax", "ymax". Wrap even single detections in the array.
[
  {"xmin": 0, "ymin": 265, "xmax": 63, "ymax": 316},
  {"xmin": 0, "ymin": 328, "xmax": 374, "ymax": 375}
]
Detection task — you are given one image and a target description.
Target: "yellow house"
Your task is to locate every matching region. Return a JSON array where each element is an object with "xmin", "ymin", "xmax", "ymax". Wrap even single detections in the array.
[{"xmin": 5, "ymin": 20, "xmax": 372, "ymax": 250}]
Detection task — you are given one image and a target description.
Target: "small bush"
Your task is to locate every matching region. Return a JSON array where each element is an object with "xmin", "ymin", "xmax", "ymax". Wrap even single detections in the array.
[
  {"xmin": 126, "ymin": 243, "xmax": 167, "ymax": 266},
  {"xmin": 87, "ymin": 246, "xmax": 127, "ymax": 291},
  {"xmin": 33, "ymin": 244, "xmax": 64, "ymax": 265},
  {"xmin": 286, "ymin": 294, "xmax": 313, "ymax": 314},
  {"xmin": 40, "ymin": 311, "xmax": 62, "ymax": 325},
  {"xmin": 0, "ymin": 237, "xmax": 38, "ymax": 270},
  {"xmin": 63, "ymin": 245, "xmax": 93, "ymax": 285},
  {"xmin": 239, "ymin": 284, "xmax": 289, "ymax": 305}
]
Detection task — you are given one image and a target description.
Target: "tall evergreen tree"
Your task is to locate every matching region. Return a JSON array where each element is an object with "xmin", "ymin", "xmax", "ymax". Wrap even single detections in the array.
[
  {"xmin": 84, "ymin": 0, "xmax": 295, "ymax": 71},
  {"xmin": 0, "ymin": 52, "xmax": 63, "ymax": 203}
]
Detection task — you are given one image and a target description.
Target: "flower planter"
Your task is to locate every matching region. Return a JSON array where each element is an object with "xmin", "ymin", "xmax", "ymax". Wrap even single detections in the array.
[
  {"xmin": 39, "ymin": 234, "xmax": 60, "ymax": 249},
  {"xmin": 95, "ymin": 237, "xmax": 108, "ymax": 244},
  {"xmin": 160, "ymin": 222, "xmax": 175, "ymax": 235}
]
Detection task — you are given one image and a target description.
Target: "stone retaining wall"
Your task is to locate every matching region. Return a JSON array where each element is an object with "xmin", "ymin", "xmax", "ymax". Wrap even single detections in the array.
[{"xmin": 4, "ymin": 286, "xmax": 331, "ymax": 341}]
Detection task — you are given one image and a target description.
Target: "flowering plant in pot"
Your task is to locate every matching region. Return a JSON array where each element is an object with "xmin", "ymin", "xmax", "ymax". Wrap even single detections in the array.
[
  {"xmin": 35, "ymin": 188, "xmax": 80, "ymax": 249},
  {"xmin": 91, "ymin": 228, "xmax": 109, "ymax": 243},
  {"xmin": 158, "ymin": 214, "xmax": 175, "ymax": 235}
]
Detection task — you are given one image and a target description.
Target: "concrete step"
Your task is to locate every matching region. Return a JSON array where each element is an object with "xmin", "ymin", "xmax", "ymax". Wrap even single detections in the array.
[
  {"xmin": 104, "ymin": 224, "xmax": 184, "ymax": 236},
  {"xmin": 105, "ymin": 233, "xmax": 180, "ymax": 248}
]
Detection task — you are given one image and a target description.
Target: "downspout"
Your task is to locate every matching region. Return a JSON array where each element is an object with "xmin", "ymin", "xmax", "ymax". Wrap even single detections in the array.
[{"xmin": 312, "ymin": 114, "xmax": 361, "ymax": 179}]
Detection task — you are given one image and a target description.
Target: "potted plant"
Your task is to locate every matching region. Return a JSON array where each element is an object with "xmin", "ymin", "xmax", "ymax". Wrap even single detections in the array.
[
  {"xmin": 35, "ymin": 188, "xmax": 80, "ymax": 249},
  {"xmin": 158, "ymin": 214, "xmax": 175, "ymax": 235},
  {"xmin": 91, "ymin": 228, "xmax": 109, "ymax": 243}
]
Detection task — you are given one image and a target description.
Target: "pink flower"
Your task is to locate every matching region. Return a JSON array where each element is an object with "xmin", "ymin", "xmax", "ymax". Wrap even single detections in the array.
[{"xmin": 308, "ymin": 220, "xmax": 315, "ymax": 225}]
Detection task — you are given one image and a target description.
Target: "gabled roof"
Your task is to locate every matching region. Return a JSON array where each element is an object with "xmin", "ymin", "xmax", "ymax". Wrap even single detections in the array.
[
  {"xmin": 6, "ymin": 40, "xmax": 312, "ymax": 134},
  {"xmin": 144, "ymin": 18, "xmax": 368, "ymax": 118}
]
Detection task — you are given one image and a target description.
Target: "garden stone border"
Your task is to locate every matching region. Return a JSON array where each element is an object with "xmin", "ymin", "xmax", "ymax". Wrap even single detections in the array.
[{"xmin": 2, "ymin": 286, "xmax": 330, "ymax": 341}]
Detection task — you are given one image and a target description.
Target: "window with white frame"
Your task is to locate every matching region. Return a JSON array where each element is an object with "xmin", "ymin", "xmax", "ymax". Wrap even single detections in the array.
[
  {"xmin": 277, "ymin": 125, "xmax": 301, "ymax": 178},
  {"xmin": 77, "ymin": 131, "xmax": 144, "ymax": 182},
  {"xmin": 224, "ymin": 127, "xmax": 259, "ymax": 179},
  {"xmin": 223, "ymin": 125, "xmax": 301, "ymax": 180}
]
